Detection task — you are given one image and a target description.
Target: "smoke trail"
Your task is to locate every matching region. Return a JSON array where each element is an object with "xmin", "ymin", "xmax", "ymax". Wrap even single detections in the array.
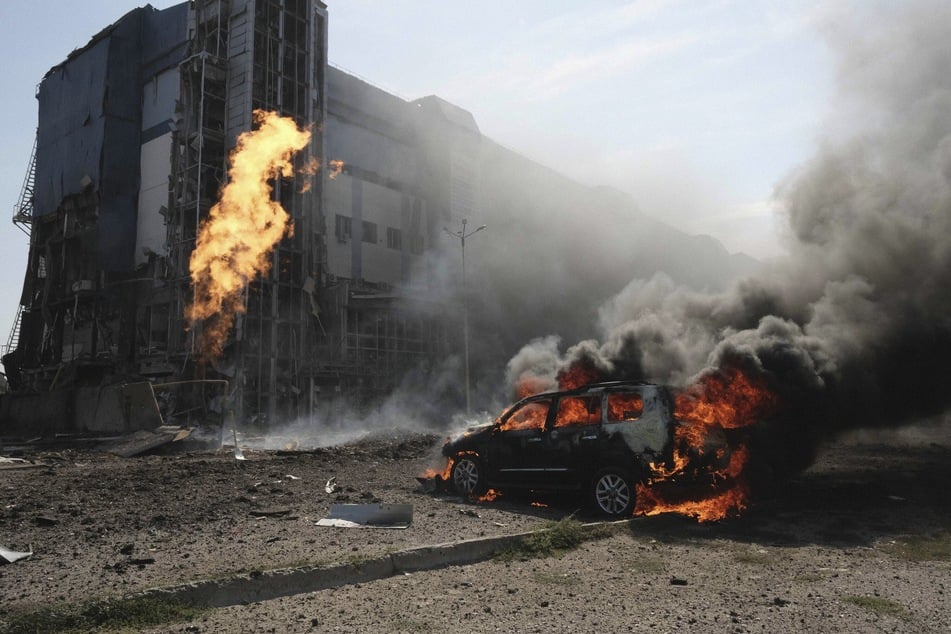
[
  {"xmin": 186, "ymin": 110, "xmax": 311, "ymax": 361},
  {"xmin": 508, "ymin": 2, "xmax": 951, "ymax": 474}
]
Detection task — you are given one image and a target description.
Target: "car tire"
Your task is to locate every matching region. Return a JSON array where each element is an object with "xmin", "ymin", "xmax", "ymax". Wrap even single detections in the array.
[
  {"xmin": 589, "ymin": 468, "xmax": 636, "ymax": 517},
  {"xmin": 451, "ymin": 454, "xmax": 488, "ymax": 497}
]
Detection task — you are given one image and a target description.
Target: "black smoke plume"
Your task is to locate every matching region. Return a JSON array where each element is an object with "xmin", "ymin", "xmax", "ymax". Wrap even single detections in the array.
[{"xmin": 506, "ymin": 1, "xmax": 951, "ymax": 478}]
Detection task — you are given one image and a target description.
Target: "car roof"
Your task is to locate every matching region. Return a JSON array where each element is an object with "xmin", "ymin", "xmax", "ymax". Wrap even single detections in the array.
[{"xmin": 514, "ymin": 380, "xmax": 656, "ymax": 403}]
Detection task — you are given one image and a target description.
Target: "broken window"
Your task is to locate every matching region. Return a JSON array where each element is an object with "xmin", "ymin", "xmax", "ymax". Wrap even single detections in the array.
[
  {"xmin": 498, "ymin": 399, "xmax": 551, "ymax": 432},
  {"xmin": 386, "ymin": 227, "xmax": 402, "ymax": 250},
  {"xmin": 607, "ymin": 392, "xmax": 644, "ymax": 422},
  {"xmin": 362, "ymin": 220, "xmax": 377, "ymax": 244},
  {"xmin": 553, "ymin": 395, "xmax": 601, "ymax": 428},
  {"xmin": 334, "ymin": 214, "xmax": 351, "ymax": 242},
  {"xmin": 409, "ymin": 198, "xmax": 424, "ymax": 254}
]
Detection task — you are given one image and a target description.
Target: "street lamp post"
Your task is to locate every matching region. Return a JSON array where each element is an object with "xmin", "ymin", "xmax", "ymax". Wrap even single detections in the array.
[{"xmin": 444, "ymin": 218, "xmax": 486, "ymax": 414}]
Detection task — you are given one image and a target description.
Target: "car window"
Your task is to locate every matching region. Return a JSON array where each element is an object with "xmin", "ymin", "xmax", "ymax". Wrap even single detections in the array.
[
  {"xmin": 498, "ymin": 399, "xmax": 551, "ymax": 432},
  {"xmin": 607, "ymin": 391, "xmax": 643, "ymax": 422},
  {"xmin": 553, "ymin": 395, "xmax": 601, "ymax": 428}
]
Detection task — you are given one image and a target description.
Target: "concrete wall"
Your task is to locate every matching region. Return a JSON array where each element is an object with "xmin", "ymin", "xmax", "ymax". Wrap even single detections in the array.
[
  {"xmin": 325, "ymin": 66, "xmax": 426, "ymax": 288},
  {"xmin": 325, "ymin": 172, "xmax": 354, "ymax": 279}
]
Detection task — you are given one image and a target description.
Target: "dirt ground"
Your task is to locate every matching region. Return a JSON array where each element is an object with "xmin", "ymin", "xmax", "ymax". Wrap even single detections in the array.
[{"xmin": 1, "ymin": 423, "xmax": 949, "ymax": 633}]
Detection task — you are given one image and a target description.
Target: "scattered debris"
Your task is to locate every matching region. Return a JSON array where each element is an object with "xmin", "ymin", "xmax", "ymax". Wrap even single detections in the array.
[
  {"xmin": 0, "ymin": 545, "xmax": 33, "ymax": 564},
  {"xmin": 34, "ymin": 516, "xmax": 59, "ymax": 527},
  {"xmin": 316, "ymin": 503, "xmax": 413, "ymax": 529},
  {"xmin": 121, "ymin": 382, "xmax": 166, "ymax": 430},
  {"xmin": 415, "ymin": 476, "xmax": 440, "ymax": 493},
  {"xmin": 0, "ymin": 456, "xmax": 44, "ymax": 471},
  {"xmin": 286, "ymin": 474, "xmax": 300, "ymax": 481},
  {"xmin": 670, "ymin": 577, "xmax": 688, "ymax": 586},
  {"xmin": 251, "ymin": 507, "xmax": 293, "ymax": 518},
  {"xmin": 325, "ymin": 476, "xmax": 337, "ymax": 494},
  {"xmin": 459, "ymin": 508, "xmax": 481, "ymax": 518},
  {"xmin": 98, "ymin": 427, "xmax": 192, "ymax": 458}
]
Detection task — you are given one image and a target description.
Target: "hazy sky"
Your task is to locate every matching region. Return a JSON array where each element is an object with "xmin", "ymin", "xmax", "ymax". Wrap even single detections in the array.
[{"xmin": 0, "ymin": 0, "xmax": 840, "ymax": 348}]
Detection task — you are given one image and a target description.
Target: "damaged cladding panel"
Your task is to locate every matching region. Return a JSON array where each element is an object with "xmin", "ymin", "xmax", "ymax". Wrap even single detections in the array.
[{"xmin": 34, "ymin": 9, "xmax": 149, "ymax": 272}]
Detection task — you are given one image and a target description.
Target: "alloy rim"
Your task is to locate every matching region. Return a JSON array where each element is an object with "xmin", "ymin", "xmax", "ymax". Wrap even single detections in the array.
[
  {"xmin": 595, "ymin": 473, "xmax": 631, "ymax": 515},
  {"xmin": 454, "ymin": 458, "xmax": 479, "ymax": 493}
]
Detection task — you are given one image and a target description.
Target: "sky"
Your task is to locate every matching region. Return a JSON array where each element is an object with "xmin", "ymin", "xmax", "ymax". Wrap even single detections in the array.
[{"xmin": 0, "ymin": 0, "xmax": 840, "ymax": 352}]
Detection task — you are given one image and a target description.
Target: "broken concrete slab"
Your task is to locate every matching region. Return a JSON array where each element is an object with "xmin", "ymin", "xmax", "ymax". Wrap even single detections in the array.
[{"xmin": 316, "ymin": 503, "xmax": 413, "ymax": 529}]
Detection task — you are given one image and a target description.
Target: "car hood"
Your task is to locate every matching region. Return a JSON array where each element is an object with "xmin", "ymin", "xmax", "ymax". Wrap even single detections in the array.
[{"xmin": 443, "ymin": 422, "xmax": 494, "ymax": 454}]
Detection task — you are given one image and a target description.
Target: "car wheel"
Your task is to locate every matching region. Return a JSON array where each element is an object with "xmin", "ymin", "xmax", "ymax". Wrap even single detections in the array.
[
  {"xmin": 451, "ymin": 455, "xmax": 487, "ymax": 496},
  {"xmin": 590, "ymin": 468, "xmax": 636, "ymax": 517}
]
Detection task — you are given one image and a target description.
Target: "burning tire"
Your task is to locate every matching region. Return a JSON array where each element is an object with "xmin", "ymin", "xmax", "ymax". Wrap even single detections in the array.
[
  {"xmin": 451, "ymin": 454, "xmax": 488, "ymax": 497},
  {"xmin": 590, "ymin": 468, "xmax": 636, "ymax": 517}
]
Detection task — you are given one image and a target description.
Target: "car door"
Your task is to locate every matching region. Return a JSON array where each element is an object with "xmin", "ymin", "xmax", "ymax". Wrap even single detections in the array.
[
  {"xmin": 488, "ymin": 397, "xmax": 554, "ymax": 487},
  {"xmin": 545, "ymin": 393, "xmax": 603, "ymax": 486},
  {"xmin": 603, "ymin": 387, "xmax": 662, "ymax": 466}
]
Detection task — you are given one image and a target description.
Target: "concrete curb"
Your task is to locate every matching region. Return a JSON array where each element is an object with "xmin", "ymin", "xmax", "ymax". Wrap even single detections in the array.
[{"xmin": 142, "ymin": 519, "xmax": 633, "ymax": 608}]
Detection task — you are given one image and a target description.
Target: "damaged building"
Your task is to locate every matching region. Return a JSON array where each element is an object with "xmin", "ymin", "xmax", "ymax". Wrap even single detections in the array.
[
  {"xmin": 0, "ymin": 0, "xmax": 482, "ymax": 434},
  {"xmin": 1, "ymin": 1, "xmax": 756, "ymax": 436}
]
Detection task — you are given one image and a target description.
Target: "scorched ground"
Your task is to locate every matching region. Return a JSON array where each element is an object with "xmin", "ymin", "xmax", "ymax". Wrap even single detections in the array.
[{"xmin": 1, "ymin": 425, "xmax": 949, "ymax": 633}]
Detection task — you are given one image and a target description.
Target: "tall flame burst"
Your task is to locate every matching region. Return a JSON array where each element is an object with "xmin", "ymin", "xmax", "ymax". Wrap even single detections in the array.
[{"xmin": 186, "ymin": 110, "xmax": 311, "ymax": 360}]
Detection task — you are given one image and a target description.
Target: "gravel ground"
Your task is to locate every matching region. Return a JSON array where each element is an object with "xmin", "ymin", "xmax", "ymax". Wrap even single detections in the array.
[{"xmin": 2, "ymin": 424, "xmax": 949, "ymax": 633}]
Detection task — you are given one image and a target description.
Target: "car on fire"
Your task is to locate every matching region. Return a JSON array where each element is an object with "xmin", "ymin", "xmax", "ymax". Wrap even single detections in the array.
[{"xmin": 442, "ymin": 381, "xmax": 732, "ymax": 517}]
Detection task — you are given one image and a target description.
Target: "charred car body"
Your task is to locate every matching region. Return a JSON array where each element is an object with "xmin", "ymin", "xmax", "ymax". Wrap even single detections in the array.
[{"xmin": 442, "ymin": 381, "xmax": 732, "ymax": 517}]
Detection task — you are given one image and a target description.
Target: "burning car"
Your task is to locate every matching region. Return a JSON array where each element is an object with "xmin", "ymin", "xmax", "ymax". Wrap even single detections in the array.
[{"xmin": 440, "ymin": 381, "xmax": 737, "ymax": 517}]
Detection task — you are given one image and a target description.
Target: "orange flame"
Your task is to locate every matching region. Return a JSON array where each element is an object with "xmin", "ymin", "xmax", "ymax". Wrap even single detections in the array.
[
  {"xmin": 636, "ymin": 366, "xmax": 779, "ymax": 522},
  {"xmin": 478, "ymin": 489, "xmax": 500, "ymax": 502},
  {"xmin": 556, "ymin": 361, "xmax": 601, "ymax": 390},
  {"xmin": 674, "ymin": 366, "xmax": 779, "ymax": 429},
  {"xmin": 498, "ymin": 400, "xmax": 549, "ymax": 432},
  {"xmin": 328, "ymin": 159, "xmax": 345, "ymax": 180},
  {"xmin": 420, "ymin": 455, "xmax": 454, "ymax": 481},
  {"xmin": 186, "ymin": 110, "xmax": 312, "ymax": 360},
  {"xmin": 514, "ymin": 374, "xmax": 552, "ymax": 399}
]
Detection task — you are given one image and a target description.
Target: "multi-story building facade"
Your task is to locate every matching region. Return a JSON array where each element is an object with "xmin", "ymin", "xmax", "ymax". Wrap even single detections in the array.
[
  {"xmin": 1, "ymin": 1, "xmax": 481, "ymax": 433},
  {"xmin": 1, "ymin": 2, "xmax": 755, "ymax": 436}
]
